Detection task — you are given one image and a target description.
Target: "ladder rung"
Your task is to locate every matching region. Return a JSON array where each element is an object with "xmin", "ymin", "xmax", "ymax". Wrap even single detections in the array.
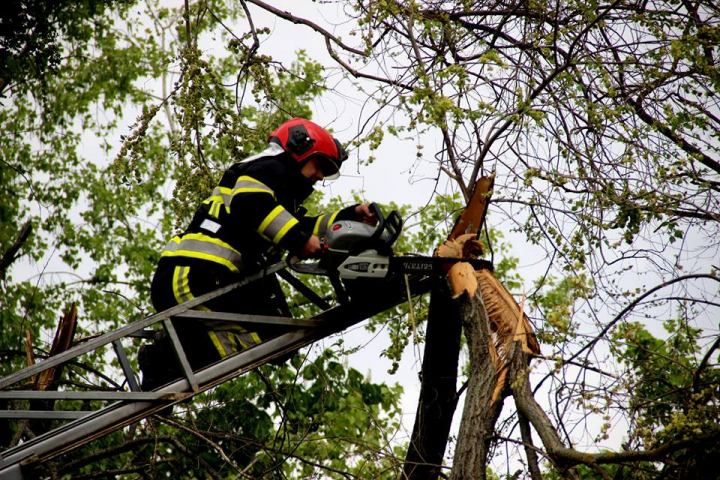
[
  {"xmin": 0, "ymin": 391, "xmax": 180, "ymax": 401},
  {"xmin": 0, "ymin": 411, "xmax": 89, "ymax": 420},
  {"xmin": 173, "ymin": 310, "xmax": 322, "ymax": 328}
]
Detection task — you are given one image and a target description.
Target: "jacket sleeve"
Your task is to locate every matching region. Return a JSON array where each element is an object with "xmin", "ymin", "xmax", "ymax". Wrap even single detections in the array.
[
  {"xmin": 227, "ymin": 166, "xmax": 311, "ymax": 253},
  {"xmin": 299, "ymin": 205, "xmax": 360, "ymax": 239}
]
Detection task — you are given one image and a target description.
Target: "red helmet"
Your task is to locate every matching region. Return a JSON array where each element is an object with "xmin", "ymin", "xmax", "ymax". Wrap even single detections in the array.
[{"xmin": 269, "ymin": 118, "xmax": 347, "ymax": 179}]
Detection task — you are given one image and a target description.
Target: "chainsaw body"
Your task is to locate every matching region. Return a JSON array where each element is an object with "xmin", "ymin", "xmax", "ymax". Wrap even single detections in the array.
[
  {"xmin": 287, "ymin": 203, "xmax": 492, "ymax": 302},
  {"xmin": 322, "ymin": 207, "xmax": 401, "ymax": 280},
  {"xmin": 288, "ymin": 203, "xmax": 402, "ymax": 280}
]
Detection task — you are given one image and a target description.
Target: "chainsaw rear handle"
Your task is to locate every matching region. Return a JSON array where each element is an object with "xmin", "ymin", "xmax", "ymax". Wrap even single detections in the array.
[
  {"xmin": 365, "ymin": 202, "xmax": 402, "ymax": 255},
  {"xmin": 286, "ymin": 255, "xmax": 330, "ymax": 276},
  {"xmin": 367, "ymin": 202, "xmax": 385, "ymax": 243}
]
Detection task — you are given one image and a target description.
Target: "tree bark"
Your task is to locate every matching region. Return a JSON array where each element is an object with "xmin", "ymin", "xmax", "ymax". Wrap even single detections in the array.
[
  {"xmin": 517, "ymin": 410, "xmax": 543, "ymax": 480},
  {"xmin": 403, "ymin": 281, "xmax": 463, "ymax": 479},
  {"xmin": 449, "ymin": 288, "xmax": 507, "ymax": 480}
]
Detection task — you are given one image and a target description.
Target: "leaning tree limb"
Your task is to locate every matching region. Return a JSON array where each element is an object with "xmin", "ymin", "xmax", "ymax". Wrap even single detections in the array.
[{"xmin": 0, "ymin": 221, "xmax": 32, "ymax": 279}]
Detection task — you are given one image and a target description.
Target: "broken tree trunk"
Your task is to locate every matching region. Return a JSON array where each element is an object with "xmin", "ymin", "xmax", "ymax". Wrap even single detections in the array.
[
  {"xmin": 28, "ymin": 303, "xmax": 78, "ymax": 436},
  {"xmin": 448, "ymin": 264, "xmax": 541, "ymax": 479},
  {"xmin": 448, "ymin": 272, "xmax": 506, "ymax": 480},
  {"xmin": 403, "ymin": 176, "xmax": 498, "ymax": 479},
  {"xmin": 3, "ymin": 304, "xmax": 79, "ymax": 447},
  {"xmin": 403, "ymin": 175, "xmax": 494, "ymax": 480}
]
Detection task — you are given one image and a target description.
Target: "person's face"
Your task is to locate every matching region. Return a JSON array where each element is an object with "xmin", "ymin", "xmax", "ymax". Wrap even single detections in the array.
[
  {"xmin": 300, "ymin": 156, "xmax": 325, "ymax": 184},
  {"xmin": 301, "ymin": 156, "xmax": 339, "ymax": 184}
]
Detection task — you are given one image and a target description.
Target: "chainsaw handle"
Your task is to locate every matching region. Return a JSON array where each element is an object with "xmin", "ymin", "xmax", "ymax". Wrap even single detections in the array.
[
  {"xmin": 367, "ymin": 202, "xmax": 403, "ymax": 253},
  {"xmin": 286, "ymin": 254, "xmax": 330, "ymax": 276},
  {"xmin": 285, "ymin": 240, "xmax": 331, "ymax": 276},
  {"xmin": 367, "ymin": 202, "xmax": 385, "ymax": 243}
]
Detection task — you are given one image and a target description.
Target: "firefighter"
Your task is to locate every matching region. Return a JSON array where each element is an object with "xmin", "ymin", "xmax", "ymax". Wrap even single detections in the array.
[{"xmin": 140, "ymin": 118, "xmax": 376, "ymax": 390}]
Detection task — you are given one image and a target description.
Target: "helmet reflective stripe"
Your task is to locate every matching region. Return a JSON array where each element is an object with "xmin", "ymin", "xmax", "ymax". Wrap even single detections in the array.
[
  {"xmin": 313, "ymin": 210, "xmax": 341, "ymax": 236},
  {"xmin": 257, "ymin": 205, "xmax": 299, "ymax": 244},
  {"xmin": 161, "ymin": 234, "xmax": 244, "ymax": 272}
]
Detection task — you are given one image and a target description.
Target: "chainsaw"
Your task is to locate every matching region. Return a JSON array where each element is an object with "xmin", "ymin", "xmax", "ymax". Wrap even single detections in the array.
[{"xmin": 287, "ymin": 203, "xmax": 492, "ymax": 302}]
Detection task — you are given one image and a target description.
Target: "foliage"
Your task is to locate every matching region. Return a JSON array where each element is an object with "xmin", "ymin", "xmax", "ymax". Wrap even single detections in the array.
[
  {"xmin": 1, "ymin": 0, "xmax": 159, "ymax": 380},
  {"xmin": 243, "ymin": 0, "xmax": 720, "ymax": 477},
  {"xmin": 0, "ymin": 0, "xmax": 132, "ymax": 96},
  {"xmin": 3, "ymin": 0, "xmax": 719, "ymax": 477},
  {"xmin": 0, "ymin": 1, "xmax": 487, "ymax": 477},
  {"xmin": 616, "ymin": 319, "xmax": 720, "ymax": 475}
]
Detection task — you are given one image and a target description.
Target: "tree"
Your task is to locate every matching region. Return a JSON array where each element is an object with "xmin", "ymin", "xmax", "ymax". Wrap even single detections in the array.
[
  {"xmin": 243, "ymin": 0, "xmax": 720, "ymax": 478},
  {"xmin": 2, "ymin": 0, "xmax": 719, "ymax": 478},
  {"xmin": 1, "ymin": 1, "xmax": 433, "ymax": 477},
  {"xmin": 0, "ymin": 0, "xmax": 131, "ymax": 96}
]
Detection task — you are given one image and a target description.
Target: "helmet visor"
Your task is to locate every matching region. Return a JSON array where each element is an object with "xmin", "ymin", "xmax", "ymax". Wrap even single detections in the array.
[{"xmin": 317, "ymin": 156, "xmax": 341, "ymax": 180}]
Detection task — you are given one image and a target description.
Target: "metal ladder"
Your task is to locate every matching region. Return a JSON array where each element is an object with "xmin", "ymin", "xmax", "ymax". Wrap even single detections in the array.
[{"xmin": 0, "ymin": 262, "xmax": 431, "ymax": 479}]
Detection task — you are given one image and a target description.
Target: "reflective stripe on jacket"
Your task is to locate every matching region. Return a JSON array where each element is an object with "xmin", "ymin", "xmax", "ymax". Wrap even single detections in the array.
[
  {"xmin": 162, "ymin": 233, "xmax": 245, "ymax": 273},
  {"xmin": 207, "ymin": 324, "xmax": 262, "ymax": 357},
  {"xmin": 159, "ymin": 150, "xmax": 351, "ymax": 273}
]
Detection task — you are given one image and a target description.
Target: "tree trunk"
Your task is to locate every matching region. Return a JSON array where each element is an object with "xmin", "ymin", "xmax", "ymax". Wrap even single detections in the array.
[
  {"xmin": 403, "ymin": 281, "xmax": 463, "ymax": 479},
  {"xmin": 449, "ymin": 288, "xmax": 507, "ymax": 480}
]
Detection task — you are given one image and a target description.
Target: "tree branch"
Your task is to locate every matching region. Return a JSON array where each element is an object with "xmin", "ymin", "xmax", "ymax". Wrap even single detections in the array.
[
  {"xmin": 244, "ymin": 0, "xmax": 365, "ymax": 55},
  {"xmin": 572, "ymin": 274, "xmax": 720, "ymax": 364},
  {"xmin": 158, "ymin": 416, "xmax": 255, "ymax": 479},
  {"xmin": 693, "ymin": 330, "xmax": 720, "ymax": 392},
  {"xmin": 0, "ymin": 221, "xmax": 32, "ymax": 279},
  {"xmin": 517, "ymin": 410, "xmax": 543, "ymax": 480},
  {"xmin": 625, "ymin": 95, "xmax": 720, "ymax": 175},
  {"xmin": 513, "ymin": 346, "xmax": 720, "ymax": 467}
]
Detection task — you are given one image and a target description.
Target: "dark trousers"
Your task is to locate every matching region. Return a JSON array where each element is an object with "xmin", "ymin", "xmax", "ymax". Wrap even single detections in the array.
[{"xmin": 141, "ymin": 260, "xmax": 287, "ymax": 390}]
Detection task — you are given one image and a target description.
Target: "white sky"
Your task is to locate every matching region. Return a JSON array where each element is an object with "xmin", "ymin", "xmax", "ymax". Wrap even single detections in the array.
[{"xmin": 9, "ymin": 0, "xmax": 719, "ymax": 474}]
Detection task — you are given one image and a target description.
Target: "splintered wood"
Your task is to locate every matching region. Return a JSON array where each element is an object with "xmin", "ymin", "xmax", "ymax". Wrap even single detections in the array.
[
  {"xmin": 34, "ymin": 303, "xmax": 78, "ymax": 390},
  {"xmin": 476, "ymin": 269, "xmax": 540, "ymax": 403},
  {"xmin": 437, "ymin": 234, "xmax": 540, "ymax": 404},
  {"xmin": 440, "ymin": 234, "xmax": 483, "ymax": 299},
  {"xmin": 448, "ymin": 174, "xmax": 495, "ymax": 241},
  {"xmin": 447, "ymin": 262, "xmax": 478, "ymax": 298},
  {"xmin": 475, "ymin": 270, "xmax": 540, "ymax": 357},
  {"xmin": 435, "ymin": 233, "xmax": 484, "ymax": 261}
]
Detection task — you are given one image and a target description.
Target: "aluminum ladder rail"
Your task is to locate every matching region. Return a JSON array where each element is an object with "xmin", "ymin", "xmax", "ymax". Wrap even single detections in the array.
[{"xmin": 0, "ymin": 263, "xmax": 431, "ymax": 479}]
